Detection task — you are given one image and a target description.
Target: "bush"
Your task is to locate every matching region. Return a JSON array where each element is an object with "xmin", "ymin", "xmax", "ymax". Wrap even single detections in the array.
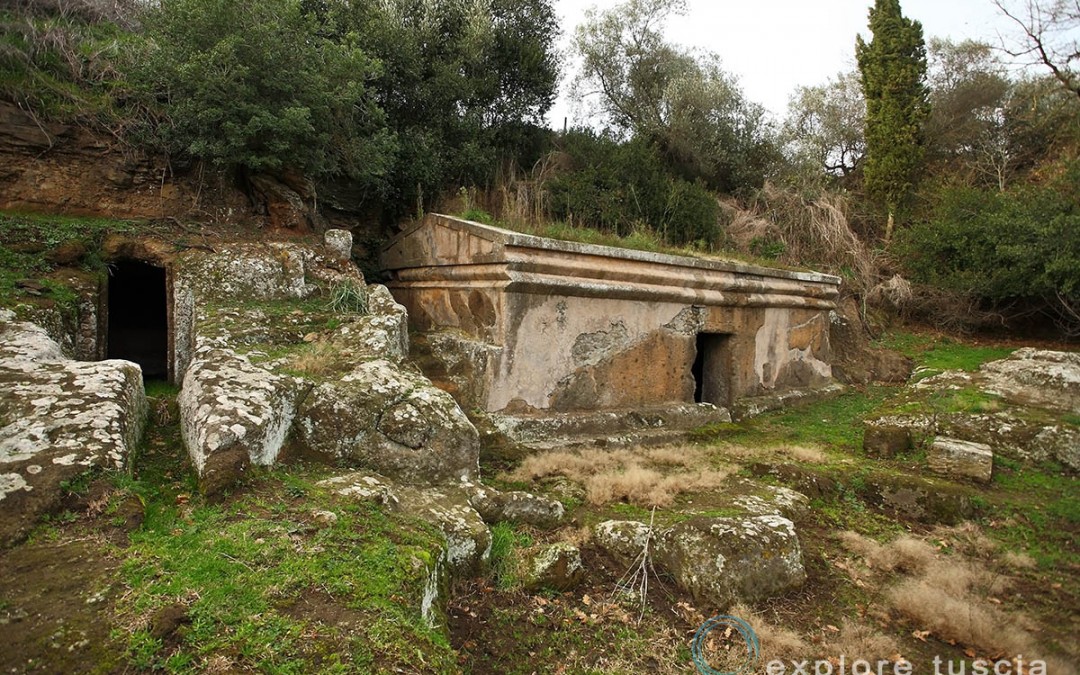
[
  {"xmin": 898, "ymin": 161, "xmax": 1080, "ymax": 334},
  {"xmin": 545, "ymin": 131, "xmax": 720, "ymax": 247},
  {"xmin": 138, "ymin": 0, "xmax": 395, "ymax": 185}
]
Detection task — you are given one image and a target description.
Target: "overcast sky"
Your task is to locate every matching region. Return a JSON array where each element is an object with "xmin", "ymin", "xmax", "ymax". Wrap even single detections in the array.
[{"xmin": 546, "ymin": 0, "xmax": 1063, "ymax": 128}]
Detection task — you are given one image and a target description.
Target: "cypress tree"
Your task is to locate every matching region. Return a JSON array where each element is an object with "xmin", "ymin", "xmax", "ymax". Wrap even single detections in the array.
[{"xmin": 856, "ymin": 0, "xmax": 929, "ymax": 240}]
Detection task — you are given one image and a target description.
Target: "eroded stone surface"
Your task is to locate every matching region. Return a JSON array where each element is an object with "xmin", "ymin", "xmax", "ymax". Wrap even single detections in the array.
[
  {"xmin": 522, "ymin": 543, "xmax": 585, "ymax": 591},
  {"xmin": 0, "ymin": 311, "xmax": 147, "ymax": 544},
  {"xmin": 863, "ymin": 421, "xmax": 913, "ymax": 458},
  {"xmin": 866, "ymin": 350, "xmax": 1080, "ymax": 472},
  {"xmin": 593, "ymin": 520, "xmax": 653, "ymax": 567},
  {"xmin": 324, "ymin": 229, "xmax": 353, "ymax": 262},
  {"xmin": 466, "ymin": 484, "xmax": 565, "ymax": 529},
  {"xmin": 656, "ymin": 515, "xmax": 806, "ymax": 609},
  {"xmin": 173, "ymin": 242, "xmax": 480, "ymax": 494},
  {"xmin": 179, "ymin": 348, "xmax": 301, "ymax": 495},
  {"xmin": 396, "ymin": 487, "xmax": 491, "ymax": 575},
  {"xmin": 977, "ymin": 349, "xmax": 1080, "ymax": 414},
  {"xmin": 928, "ymin": 437, "xmax": 993, "ymax": 483},
  {"xmin": 295, "ymin": 360, "xmax": 478, "ymax": 485}
]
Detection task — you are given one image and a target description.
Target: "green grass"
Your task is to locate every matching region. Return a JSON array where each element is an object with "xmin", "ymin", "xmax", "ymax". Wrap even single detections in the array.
[
  {"xmin": 455, "ymin": 209, "xmax": 802, "ymax": 271},
  {"xmin": 0, "ymin": 11, "xmax": 145, "ymax": 127},
  {"xmin": 488, "ymin": 522, "xmax": 533, "ymax": 590},
  {"xmin": 104, "ymin": 406, "xmax": 458, "ymax": 673},
  {"xmin": 0, "ymin": 211, "xmax": 145, "ymax": 310},
  {"xmin": 0, "ymin": 211, "xmax": 143, "ymax": 248},
  {"xmin": 698, "ymin": 386, "xmax": 896, "ymax": 452},
  {"xmin": 875, "ymin": 330, "xmax": 1015, "ymax": 379}
]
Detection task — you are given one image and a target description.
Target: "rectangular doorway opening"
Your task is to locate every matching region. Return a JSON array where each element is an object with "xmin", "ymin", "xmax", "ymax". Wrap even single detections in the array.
[
  {"xmin": 107, "ymin": 259, "xmax": 169, "ymax": 381},
  {"xmin": 693, "ymin": 332, "xmax": 733, "ymax": 406}
]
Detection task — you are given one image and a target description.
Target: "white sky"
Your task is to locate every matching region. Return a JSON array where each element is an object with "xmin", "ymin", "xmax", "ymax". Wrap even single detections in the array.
[{"xmin": 546, "ymin": 0, "xmax": 1060, "ymax": 128}]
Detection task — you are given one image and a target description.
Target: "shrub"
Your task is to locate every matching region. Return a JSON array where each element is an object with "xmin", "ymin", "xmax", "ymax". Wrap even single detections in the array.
[
  {"xmin": 898, "ymin": 161, "xmax": 1080, "ymax": 335},
  {"xmin": 545, "ymin": 131, "xmax": 720, "ymax": 247},
  {"xmin": 137, "ymin": 0, "xmax": 394, "ymax": 185}
]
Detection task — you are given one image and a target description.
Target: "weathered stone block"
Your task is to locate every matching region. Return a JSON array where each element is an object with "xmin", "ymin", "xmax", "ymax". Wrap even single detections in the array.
[
  {"xmin": 593, "ymin": 520, "xmax": 653, "ymax": 567},
  {"xmin": 178, "ymin": 348, "xmax": 300, "ymax": 495},
  {"xmin": 324, "ymin": 229, "xmax": 353, "ymax": 261},
  {"xmin": 656, "ymin": 515, "xmax": 806, "ymax": 609},
  {"xmin": 928, "ymin": 437, "xmax": 993, "ymax": 483},
  {"xmin": 863, "ymin": 422, "xmax": 912, "ymax": 458},
  {"xmin": 294, "ymin": 360, "xmax": 479, "ymax": 485},
  {"xmin": 466, "ymin": 485, "xmax": 565, "ymax": 529},
  {"xmin": 521, "ymin": 543, "xmax": 585, "ymax": 591},
  {"xmin": 0, "ymin": 311, "xmax": 147, "ymax": 544}
]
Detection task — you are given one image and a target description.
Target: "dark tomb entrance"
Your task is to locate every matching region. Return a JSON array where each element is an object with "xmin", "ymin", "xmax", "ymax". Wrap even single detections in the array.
[
  {"xmin": 107, "ymin": 259, "xmax": 168, "ymax": 380},
  {"xmin": 693, "ymin": 332, "xmax": 733, "ymax": 406}
]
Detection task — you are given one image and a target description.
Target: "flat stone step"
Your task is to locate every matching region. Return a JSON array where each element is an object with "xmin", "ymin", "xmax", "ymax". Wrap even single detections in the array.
[{"xmin": 487, "ymin": 403, "xmax": 730, "ymax": 453}]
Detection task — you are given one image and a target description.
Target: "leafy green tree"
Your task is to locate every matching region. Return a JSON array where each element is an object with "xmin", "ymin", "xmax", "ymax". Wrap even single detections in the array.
[
  {"xmin": 782, "ymin": 71, "xmax": 866, "ymax": 181},
  {"xmin": 572, "ymin": 0, "xmax": 776, "ymax": 194},
  {"xmin": 856, "ymin": 0, "xmax": 930, "ymax": 239},
  {"xmin": 140, "ymin": 0, "xmax": 394, "ymax": 188},
  {"xmin": 328, "ymin": 0, "xmax": 560, "ymax": 216}
]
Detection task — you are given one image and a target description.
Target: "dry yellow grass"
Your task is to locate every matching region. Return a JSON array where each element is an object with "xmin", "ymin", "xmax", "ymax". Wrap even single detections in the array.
[
  {"xmin": 838, "ymin": 526, "xmax": 1059, "ymax": 663},
  {"xmin": 711, "ymin": 443, "xmax": 829, "ymax": 464},
  {"xmin": 505, "ymin": 445, "xmax": 733, "ymax": 506}
]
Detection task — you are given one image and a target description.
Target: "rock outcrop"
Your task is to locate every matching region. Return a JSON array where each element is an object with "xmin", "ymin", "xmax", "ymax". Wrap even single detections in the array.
[
  {"xmin": 174, "ymin": 238, "xmax": 480, "ymax": 493},
  {"xmin": 658, "ymin": 515, "xmax": 806, "ymax": 609},
  {"xmin": 319, "ymin": 471, "xmax": 566, "ymax": 579},
  {"xmin": 0, "ymin": 310, "xmax": 146, "ymax": 545},
  {"xmin": 928, "ymin": 437, "xmax": 994, "ymax": 483},
  {"xmin": 863, "ymin": 349, "xmax": 1080, "ymax": 472}
]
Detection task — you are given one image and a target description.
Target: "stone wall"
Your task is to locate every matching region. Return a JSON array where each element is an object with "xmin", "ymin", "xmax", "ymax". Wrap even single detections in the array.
[{"xmin": 382, "ymin": 215, "xmax": 841, "ymax": 415}]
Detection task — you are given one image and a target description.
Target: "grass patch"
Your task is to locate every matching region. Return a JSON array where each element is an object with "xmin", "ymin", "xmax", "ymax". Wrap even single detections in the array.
[
  {"xmin": 875, "ymin": 330, "xmax": 1014, "ymax": 379},
  {"xmin": 0, "ymin": 211, "xmax": 142, "ymax": 248},
  {"xmin": 700, "ymin": 387, "xmax": 896, "ymax": 452},
  {"xmin": 504, "ymin": 445, "xmax": 735, "ymax": 507},
  {"xmin": 455, "ymin": 210, "xmax": 802, "ymax": 270},
  {"xmin": 107, "ymin": 398, "xmax": 458, "ymax": 673},
  {"xmin": 488, "ymin": 522, "xmax": 533, "ymax": 590}
]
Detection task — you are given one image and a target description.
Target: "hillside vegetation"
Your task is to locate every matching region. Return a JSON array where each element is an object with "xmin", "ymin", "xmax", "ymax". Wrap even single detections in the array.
[{"xmin": 1, "ymin": 0, "xmax": 1079, "ymax": 336}]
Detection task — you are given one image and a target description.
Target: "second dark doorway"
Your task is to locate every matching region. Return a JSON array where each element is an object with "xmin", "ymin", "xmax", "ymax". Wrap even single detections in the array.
[{"xmin": 693, "ymin": 332, "xmax": 733, "ymax": 406}]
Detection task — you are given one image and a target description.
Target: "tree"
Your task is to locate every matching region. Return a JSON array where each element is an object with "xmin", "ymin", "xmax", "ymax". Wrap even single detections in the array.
[
  {"xmin": 924, "ymin": 39, "xmax": 1013, "ymax": 189},
  {"xmin": 141, "ymin": 0, "xmax": 393, "ymax": 185},
  {"xmin": 994, "ymin": 0, "xmax": 1080, "ymax": 100},
  {"xmin": 783, "ymin": 71, "xmax": 866, "ymax": 181},
  {"xmin": 572, "ymin": 0, "xmax": 776, "ymax": 193},
  {"xmin": 331, "ymin": 0, "xmax": 560, "ymax": 214},
  {"xmin": 856, "ymin": 0, "xmax": 930, "ymax": 239}
]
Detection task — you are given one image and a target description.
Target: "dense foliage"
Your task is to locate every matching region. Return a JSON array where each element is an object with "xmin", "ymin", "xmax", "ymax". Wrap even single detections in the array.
[
  {"xmin": 546, "ymin": 131, "xmax": 720, "ymax": 246},
  {"xmin": 899, "ymin": 162, "xmax": 1080, "ymax": 334}
]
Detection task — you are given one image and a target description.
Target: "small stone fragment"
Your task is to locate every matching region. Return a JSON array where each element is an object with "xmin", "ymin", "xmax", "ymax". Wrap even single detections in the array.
[{"xmin": 928, "ymin": 437, "xmax": 993, "ymax": 483}]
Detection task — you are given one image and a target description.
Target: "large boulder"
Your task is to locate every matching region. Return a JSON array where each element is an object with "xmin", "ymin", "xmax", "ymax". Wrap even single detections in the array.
[
  {"xmin": 294, "ymin": 360, "xmax": 478, "ymax": 485},
  {"xmin": 656, "ymin": 515, "xmax": 806, "ymax": 609},
  {"xmin": 977, "ymin": 349, "xmax": 1080, "ymax": 414},
  {"xmin": 179, "ymin": 348, "xmax": 300, "ymax": 495},
  {"xmin": 0, "ymin": 311, "xmax": 146, "ymax": 544}
]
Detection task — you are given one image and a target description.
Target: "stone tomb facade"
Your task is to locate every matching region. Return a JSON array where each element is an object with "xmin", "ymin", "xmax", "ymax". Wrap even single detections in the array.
[{"xmin": 382, "ymin": 214, "xmax": 842, "ymax": 416}]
